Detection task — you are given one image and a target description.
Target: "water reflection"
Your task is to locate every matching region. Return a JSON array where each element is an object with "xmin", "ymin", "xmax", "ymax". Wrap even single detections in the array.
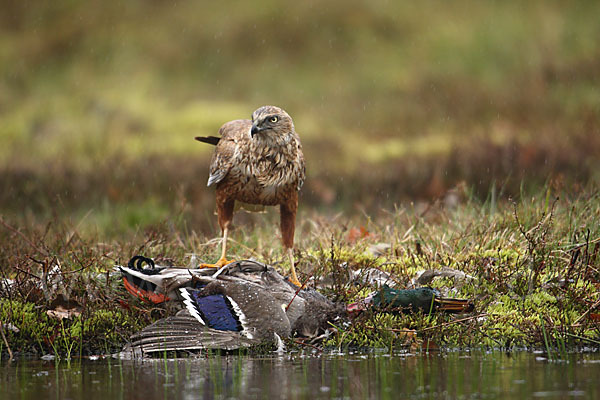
[{"xmin": 2, "ymin": 352, "xmax": 599, "ymax": 399}]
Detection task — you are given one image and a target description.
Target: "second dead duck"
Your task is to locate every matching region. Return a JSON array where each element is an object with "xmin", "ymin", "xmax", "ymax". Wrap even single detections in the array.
[{"xmin": 348, "ymin": 285, "xmax": 474, "ymax": 314}]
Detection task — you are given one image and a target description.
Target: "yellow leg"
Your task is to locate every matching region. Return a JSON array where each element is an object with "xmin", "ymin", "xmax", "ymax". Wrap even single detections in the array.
[
  {"xmin": 197, "ymin": 227, "xmax": 235, "ymax": 268},
  {"xmin": 287, "ymin": 247, "xmax": 302, "ymax": 287}
]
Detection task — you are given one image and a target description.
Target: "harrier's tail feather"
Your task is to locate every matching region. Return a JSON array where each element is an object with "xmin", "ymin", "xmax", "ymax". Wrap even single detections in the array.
[{"xmin": 195, "ymin": 136, "xmax": 220, "ymax": 145}]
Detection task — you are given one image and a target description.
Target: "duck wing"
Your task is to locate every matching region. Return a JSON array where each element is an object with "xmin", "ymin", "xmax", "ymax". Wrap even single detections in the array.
[
  {"xmin": 128, "ymin": 312, "xmax": 258, "ymax": 353},
  {"xmin": 183, "ymin": 278, "xmax": 292, "ymax": 342}
]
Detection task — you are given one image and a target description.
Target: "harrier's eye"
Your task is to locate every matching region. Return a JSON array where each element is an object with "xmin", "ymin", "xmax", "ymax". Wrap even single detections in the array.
[{"xmin": 269, "ymin": 116, "xmax": 278, "ymax": 123}]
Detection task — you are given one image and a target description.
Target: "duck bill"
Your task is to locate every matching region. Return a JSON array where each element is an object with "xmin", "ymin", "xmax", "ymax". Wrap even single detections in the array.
[{"xmin": 346, "ymin": 300, "xmax": 369, "ymax": 314}]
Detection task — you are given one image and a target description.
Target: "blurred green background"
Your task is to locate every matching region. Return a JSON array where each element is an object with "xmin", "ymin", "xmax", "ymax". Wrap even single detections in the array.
[{"xmin": 1, "ymin": 0, "xmax": 599, "ymax": 235}]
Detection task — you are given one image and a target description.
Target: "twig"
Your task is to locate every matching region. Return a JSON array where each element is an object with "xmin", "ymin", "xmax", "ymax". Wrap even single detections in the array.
[
  {"xmin": 563, "ymin": 333, "xmax": 600, "ymax": 346},
  {"xmin": 364, "ymin": 325, "xmax": 416, "ymax": 334},
  {"xmin": 12, "ymin": 265, "xmax": 41, "ymax": 280},
  {"xmin": 562, "ymin": 236, "xmax": 600, "ymax": 252},
  {"xmin": 285, "ymin": 262, "xmax": 320, "ymax": 312},
  {"xmin": 60, "ymin": 250, "xmax": 93, "ymax": 275},
  {"xmin": 285, "ymin": 274, "xmax": 311, "ymax": 312},
  {"xmin": 378, "ymin": 262, "xmax": 400, "ymax": 268},
  {"xmin": 573, "ymin": 298, "xmax": 600, "ymax": 326},
  {"xmin": 293, "ymin": 339, "xmax": 323, "ymax": 353},
  {"xmin": 0, "ymin": 323, "xmax": 14, "ymax": 362},
  {"xmin": 420, "ymin": 313, "xmax": 488, "ymax": 332},
  {"xmin": 58, "ymin": 265, "xmax": 88, "ymax": 275},
  {"xmin": 0, "ymin": 217, "xmax": 48, "ymax": 256}
]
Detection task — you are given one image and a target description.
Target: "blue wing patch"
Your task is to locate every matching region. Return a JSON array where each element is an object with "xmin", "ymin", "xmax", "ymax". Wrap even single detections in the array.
[{"xmin": 181, "ymin": 289, "xmax": 242, "ymax": 332}]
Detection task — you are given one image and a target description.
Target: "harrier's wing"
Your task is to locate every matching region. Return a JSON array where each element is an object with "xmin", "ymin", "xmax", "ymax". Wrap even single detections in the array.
[
  {"xmin": 207, "ymin": 119, "xmax": 251, "ymax": 187},
  {"xmin": 296, "ymin": 133, "xmax": 306, "ymax": 191}
]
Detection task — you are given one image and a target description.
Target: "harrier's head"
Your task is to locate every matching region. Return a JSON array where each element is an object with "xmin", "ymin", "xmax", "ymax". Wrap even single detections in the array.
[{"xmin": 250, "ymin": 105, "xmax": 294, "ymax": 139}]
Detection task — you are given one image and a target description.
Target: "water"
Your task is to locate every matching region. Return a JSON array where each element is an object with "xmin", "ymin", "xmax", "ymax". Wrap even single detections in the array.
[{"xmin": 2, "ymin": 352, "xmax": 599, "ymax": 399}]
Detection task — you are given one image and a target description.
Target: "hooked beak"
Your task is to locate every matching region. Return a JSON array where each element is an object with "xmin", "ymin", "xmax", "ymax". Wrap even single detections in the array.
[{"xmin": 250, "ymin": 123, "xmax": 262, "ymax": 137}]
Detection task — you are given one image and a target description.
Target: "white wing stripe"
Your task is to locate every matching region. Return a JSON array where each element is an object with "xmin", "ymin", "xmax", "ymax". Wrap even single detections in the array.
[
  {"xmin": 180, "ymin": 288, "xmax": 206, "ymax": 325},
  {"xmin": 227, "ymin": 296, "xmax": 253, "ymax": 339}
]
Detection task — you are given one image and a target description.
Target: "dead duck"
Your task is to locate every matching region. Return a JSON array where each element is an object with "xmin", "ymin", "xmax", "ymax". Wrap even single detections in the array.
[
  {"xmin": 118, "ymin": 256, "xmax": 345, "ymax": 354},
  {"xmin": 347, "ymin": 285, "xmax": 474, "ymax": 314}
]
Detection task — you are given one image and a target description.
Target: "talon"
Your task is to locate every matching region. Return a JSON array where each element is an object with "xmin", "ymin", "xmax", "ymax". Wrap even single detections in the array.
[
  {"xmin": 289, "ymin": 276, "xmax": 303, "ymax": 288},
  {"xmin": 196, "ymin": 263, "xmax": 217, "ymax": 268},
  {"xmin": 197, "ymin": 257, "xmax": 235, "ymax": 269},
  {"xmin": 215, "ymin": 256, "xmax": 235, "ymax": 267}
]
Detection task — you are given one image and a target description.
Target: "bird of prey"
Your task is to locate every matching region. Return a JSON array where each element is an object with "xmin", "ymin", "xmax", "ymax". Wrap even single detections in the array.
[{"xmin": 195, "ymin": 105, "xmax": 305, "ymax": 285}]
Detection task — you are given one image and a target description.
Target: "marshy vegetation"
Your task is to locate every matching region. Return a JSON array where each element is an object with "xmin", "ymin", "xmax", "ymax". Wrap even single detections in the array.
[
  {"xmin": 1, "ymin": 1, "xmax": 600, "ymax": 359},
  {"xmin": 2, "ymin": 187, "xmax": 599, "ymax": 358}
]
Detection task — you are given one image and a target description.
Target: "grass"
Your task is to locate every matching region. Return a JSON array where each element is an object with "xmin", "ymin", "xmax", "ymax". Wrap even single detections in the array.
[{"xmin": 1, "ymin": 185, "xmax": 599, "ymax": 357}]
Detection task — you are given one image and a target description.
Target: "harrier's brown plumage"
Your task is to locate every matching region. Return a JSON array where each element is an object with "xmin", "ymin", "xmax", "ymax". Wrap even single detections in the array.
[{"xmin": 195, "ymin": 106, "xmax": 305, "ymax": 285}]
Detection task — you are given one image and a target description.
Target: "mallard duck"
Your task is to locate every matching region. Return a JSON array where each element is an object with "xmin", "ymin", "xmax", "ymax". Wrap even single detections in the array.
[
  {"xmin": 347, "ymin": 285, "xmax": 474, "ymax": 314},
  {"xmin": 118, "ymin": 256, "xmax": 344, "ymax": 354}
]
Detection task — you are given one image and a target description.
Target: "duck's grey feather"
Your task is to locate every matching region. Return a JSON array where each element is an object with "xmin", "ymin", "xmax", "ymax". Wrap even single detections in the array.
[{"xmin": 130, "ymin": 313, "xmax": 259, "ymax": 352}]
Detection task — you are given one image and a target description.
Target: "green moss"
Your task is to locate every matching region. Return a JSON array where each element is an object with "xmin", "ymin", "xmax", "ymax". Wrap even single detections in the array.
[
  {"xmin": 0, "ymin": 300, "xmax": 54, "ymax": 353},
  {"xmin": 0, "ymin": 299, "xmax": 147, "ymax": 357}
]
